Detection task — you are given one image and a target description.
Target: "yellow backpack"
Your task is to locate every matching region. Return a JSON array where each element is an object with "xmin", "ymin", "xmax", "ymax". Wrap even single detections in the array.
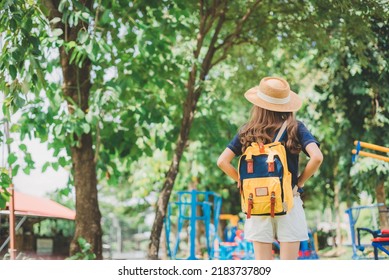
[{"xmin": 238, "ymin": 122, "xmax": 294, "ymax": 218}]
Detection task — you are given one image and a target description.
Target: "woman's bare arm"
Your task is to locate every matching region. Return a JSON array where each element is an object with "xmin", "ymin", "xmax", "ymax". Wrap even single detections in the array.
[
  {"xmin": 297, "ymin": 142, "xmax": 323, "ymax": 187},
  {"xmin": 217, "ymin": 148, "xmax": 239, "ymax": 182}
]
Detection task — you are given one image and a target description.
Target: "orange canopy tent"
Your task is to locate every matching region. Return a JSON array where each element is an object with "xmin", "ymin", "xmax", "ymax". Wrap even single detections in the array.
[
  {"xmin": 3, "ymin": 190, "xmax": 76, "ymax": 220},
  {"xmin": 0, "ymin": 190, "xmax": 75, "ymax": 255}
]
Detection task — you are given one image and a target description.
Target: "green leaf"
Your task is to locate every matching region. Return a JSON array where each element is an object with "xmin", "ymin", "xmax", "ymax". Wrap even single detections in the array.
[
  {"xmin": 58, "ymin": 157, "xmax": 67, "ymax": 167},
  {"xmin": 9, "ymin": 18, "xmax": 17, "ymax": 31},
  {"xmin": 14, "ymin": 96, "xmax": 26, "ymax": 108},
  {"xmin": 6, "ymin": 138, "xmax": 14, "ymax": 145},
  {"xmin": 7, "ymin": 153, "xmax": 17, "ymax": 166},
  {"xmin": 77, "ymin": 30, "xmax": 88, "ymax": 44},
  {"xmin": 52, "ymin": 162, "xmax": 59, "ymax": 171},
  {"xmin": 58, "ymin": 0, "xmax": 67, "ymax": 12},
  {"xmin": 19, "ymin": 144, "xmax": 27, "ymax": 152},
  {"xmin": 100, "ymin": 42, "xmax": 111, "ymax": 53},
  {"xmin": 155, "ymin": 135, "xmax": 164, "ymax": 150},
  {"xmin": 52, "ymin": 28, "xmax": 63, "ymax": 37},
  {"xmin": 54, "ymin": 124, "xmax": 63, "ymax": 136},
  {"xmin": 9, "ymin": 65, "xmax": 17, "ymax": 80},
  {"xmin": 42, "ymin": 162, "xmax": 50, "ymax": 173},
  {"xmin": 81, "ymin": 12, "xmax": 89, "ymax": 21},
  {"xmin": 0, "ymin": 193, "xmax": 9, "ymax": 209},
  {"xmin": 32, "ymin": 73, "xmax": 38, "ymax": 85},
  {"xmin": 66, "ymin": 41, "xmax": 77, "ymax": 50},
  {"xmin": 85, "ymin": 40, "xmax": 93, "ymax": 55},
  {"xmin": 10, "ymin": 124, "xmax": 20, "ymax": 133},
  {"xmin": 30, "ymin": 36, "xmax": 40, "ymax": 49},
  {"xmin": 59, "ymin": 187, "xmax": 71, "ymax": 196},
  {"xmin": 23, "ymin": 17, "xmax": 33, "ymax": 33},
  {"xmin": 85, "ymin": 111, "xmax": 93, "ymax": 123},
  {"xmin": 78, "ymin": 237, "xmax": 87, "ymax": 247},
  {"xmin": 0, "ymin": 173, "xmax": 12, "ymax": 187},
  {"xmin": 12, "ymin": 165, "xmax": 19, "ymax": 177},
  {"xmin": 82, "ymin": 123, "xmax": 90, "ymax": 134},
  {"xmin": 76, "ymin": 109, "xmax": 85, "ymax": 119},
  {"xmin": 24, "ymin": 152, "xmax": 34, "ymax": 166},
  {"xmin": 23, "ymin": 166, "xmax": 30, "ymax": 175},
  {"xmin": 100, "ymin": 9, "xmax": 111, "ymax": 24},
  {"xmin": 11, "ymin": 49, "xmax": 21, "ymax": 61},
  {"xmin": 50, "ymin": 17, "xmax": 62, "ymax": 24}
]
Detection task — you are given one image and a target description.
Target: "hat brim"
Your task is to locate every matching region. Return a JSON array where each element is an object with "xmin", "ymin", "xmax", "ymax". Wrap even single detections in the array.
[{"xmin": 244, "ymin": 86, "xmax": 302, "ymax": 112}]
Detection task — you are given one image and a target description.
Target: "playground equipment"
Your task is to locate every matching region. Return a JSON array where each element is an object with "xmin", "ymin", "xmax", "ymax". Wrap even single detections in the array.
[
  {"xmin": 164, "ymin": 190, "xmax": 222, "ymax": 260},
  {"xmin": 215, "ymin": 214, "xmax": 318, "ymax": 260},
  {"xmin": 349, "ymin": 141, "xmax": 389, "ymax": 259},
  {"xmin": 215, "ymin": 214, "xmax": 254, "ymax": 260},
  {"xmin": 164, "ymin": 191, "xmax": 320, "ymax": 260},
  {"xmin": 345, "ymin": 204, "xmax": 389, "ymax": 259},
  {"xmin": 357, "ymin": 227, "xmax": 389, "ymax": 260},
  {"xmin": 219, "ymin": 214, "xmax": 240, "ymax": 243},
  {"xmin": 298, "ymin": 230, "xmax": 320, "ymax": 260},
  {"xmin": 352, "ymin": 140, "xmax": 389, "ymax": 163}
]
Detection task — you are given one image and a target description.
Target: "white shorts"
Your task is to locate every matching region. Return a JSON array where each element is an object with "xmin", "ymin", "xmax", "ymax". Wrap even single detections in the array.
[{"xmin": 243, "ymin": 195, "xmax": 308, "ymax": 243}]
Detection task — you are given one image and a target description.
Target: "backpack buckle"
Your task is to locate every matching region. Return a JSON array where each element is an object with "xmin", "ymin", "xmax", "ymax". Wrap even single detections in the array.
[
  {"xmin": 247, "ymin": 159, "xmax": 253, "ymax": 173},
  {"xmin": 259, "ymin": 142, "xmax": 265, "ymax": 153},
  {"xmin": 268, "ymin": 162, "xmax": 275, "ymax": 173},
  {"xmin": 267, "ymin": 152, "xmax": 275, "ymax": 172}
]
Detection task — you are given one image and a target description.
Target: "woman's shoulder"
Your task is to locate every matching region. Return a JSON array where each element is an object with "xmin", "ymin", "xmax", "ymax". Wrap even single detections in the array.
[
  {"xmin": 296, "ymin": 120, "xmax": 310, "ymax": 131},
  {"xmin": 227, "ymin": 133, "xmax": 242, "ymax": 156},
  {"xmin": 295, "ymin": 119, "xmax": 320, "ymax": 147}
]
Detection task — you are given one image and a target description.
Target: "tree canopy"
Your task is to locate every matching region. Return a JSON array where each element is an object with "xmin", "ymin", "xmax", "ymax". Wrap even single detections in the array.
[{"xmin": 0, "ymin": 0, "xmax": 388, "ymax": 259}]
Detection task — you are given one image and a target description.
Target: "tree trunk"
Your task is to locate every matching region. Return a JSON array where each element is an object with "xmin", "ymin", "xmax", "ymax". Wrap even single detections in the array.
[
  {"xmin": 147, "ymin": 10, "xmax": 223, "ymax": 258},
  {"xmin": 147, "ymin": 0, "xmax": 260, "ymax": 260},
  {"xmin": 147, "ymin": 86, "xmax": 202, "ymax": 259},
  {"xmin": 331, "ymin": 162, "xmax": 343, "ymax": 252},
  {"xmin": 69, "ymin": 134, "xmax": 102, "ymax": 259},
  {"xmin": 334, "ymin": 181, "xmax": 343, "ymax": 252},
  {"xmin": 160, "ymin": 223, "xmax": 167, "ymax": 260},
  {"xmin": 376, "ymin": 180, "xmax": 389, "ymax": 228},
  {"xmin": 43, "ymin": 0, "xmax": 102, "ymax": 259}
]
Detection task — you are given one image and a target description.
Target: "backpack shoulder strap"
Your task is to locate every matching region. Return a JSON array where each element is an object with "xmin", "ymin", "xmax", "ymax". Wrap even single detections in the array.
[{"xmin": 273, "ymin": 121, "xmax": 288, "ymax": 142}]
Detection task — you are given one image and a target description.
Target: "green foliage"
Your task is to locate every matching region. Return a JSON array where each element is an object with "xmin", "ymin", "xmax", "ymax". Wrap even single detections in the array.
[
  {"xmin": 1, "ymin": 0, "xmax": 388, "ymax": 251},
  {"xmin": 0, "ymin": 171, "xmax": 11, "ymax": 209},
  {"xmin": 33, "ymin": 218, "xmax": 75, "ymax": 238},
  {"xmin": 307, "ymin": 0, "xmax": 389, "ymax": 208},
  {"xmin": 0, "ymin": 0, "xmax": 47, "ymax": 115},
  {"xmin": 66, "ymin": 237, "xmax": 96, "ymax": 260}
]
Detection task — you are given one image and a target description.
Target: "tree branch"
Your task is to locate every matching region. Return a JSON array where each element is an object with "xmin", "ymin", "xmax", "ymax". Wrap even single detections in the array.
[
  {"xmin": 94, "ymin": 0, "xmax": 103, "ymax": 33},
  {"xmin": 203, "ymin": 1, "xmax": 224, "ymax": 36},
  {"xmin": 211, "ymin": 0, "xmax": 262, "ymax": 68},
  {"xmin": 210, "ymin": 38, "xmax": 251, "ymax": 68},
  {"xmin": 200, "ymin": 2, "xmax": 227, "ymax": 78},
  {"xmin": 195, "ymin": 0, "xmax": 218, "ymax": 58},
  {"xmin": 93, "ymin": 122, "xmax": 100, "ymax": 164},
  {"xmin": 194, "ymin": 5, "xmax": 207, "ymax": 59},
  {"xmin": 41, "ymin": 0, "xmax": 62, "ymax": 27},
  {"xmin": 200, "ymin": 0, "xmax": 205, "ymax": 19},
  {"xmin": 41, "ymin": 0, "xmax": 59, "ymax": 16}
]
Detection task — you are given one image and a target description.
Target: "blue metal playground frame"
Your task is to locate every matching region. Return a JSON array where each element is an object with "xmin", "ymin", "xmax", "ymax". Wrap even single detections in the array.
[
  {"xmin": 345, "ymin": 203, "xmax": 389, "ymax": 260},
  {"xmin": 164, "ymin": 189, "xmax": 319, "ymax": 260},
  {"xmin": 165, "ymin": 190, "xmax": 222, "ymax": 260}
]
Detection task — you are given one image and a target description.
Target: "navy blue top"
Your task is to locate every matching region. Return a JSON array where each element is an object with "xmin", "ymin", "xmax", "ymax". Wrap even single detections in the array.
[{"xmin": 227, "ymin": 121, "xmax": 320, "ymax": 186}]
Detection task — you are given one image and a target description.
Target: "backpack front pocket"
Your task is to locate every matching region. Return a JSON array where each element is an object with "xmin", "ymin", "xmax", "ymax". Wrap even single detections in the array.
[{"xmin": 242, "ymin": 177, "xmax": 284, "ymax": 217}]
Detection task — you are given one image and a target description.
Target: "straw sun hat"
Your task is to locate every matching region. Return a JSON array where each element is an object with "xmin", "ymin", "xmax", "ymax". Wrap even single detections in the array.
[{"xmin": 244, "ymin": 77, "xmax": 302, "ymax": 112}]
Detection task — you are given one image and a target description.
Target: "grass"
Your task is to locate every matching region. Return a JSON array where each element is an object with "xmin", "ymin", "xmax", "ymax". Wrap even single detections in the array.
[{"xmin": 318, "ymin": 245, "xmax": 389, "ymax": 260}]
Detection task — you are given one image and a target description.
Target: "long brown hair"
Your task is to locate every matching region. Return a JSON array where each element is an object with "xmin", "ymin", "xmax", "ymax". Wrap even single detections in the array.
[{"xmin": 239, "ymin": 106, "xmax": 301, "ymax": 154}]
